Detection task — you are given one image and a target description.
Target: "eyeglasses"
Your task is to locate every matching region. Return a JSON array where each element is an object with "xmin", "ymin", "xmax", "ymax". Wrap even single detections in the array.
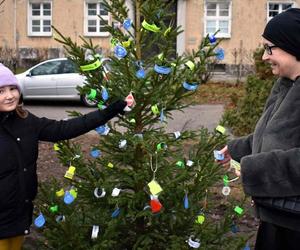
[{"xmin": 264, "ymin": 44, "xmax": 278, "ymax": 55}]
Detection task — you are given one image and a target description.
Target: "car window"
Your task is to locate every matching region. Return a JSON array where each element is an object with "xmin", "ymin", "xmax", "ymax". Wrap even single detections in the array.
[
  {"xmin": 31, "ymin": 61, "xmax": 63, "ymax": 76},
  {"xmin": 61, "ymin": 60, "xmax": 77, "ymax": 74}
]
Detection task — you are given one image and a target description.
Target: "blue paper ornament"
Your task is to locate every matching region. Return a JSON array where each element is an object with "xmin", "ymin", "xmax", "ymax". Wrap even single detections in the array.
[
  {"xmin": 136, "ymin": 68, "xmax": 146, "ymax": 79},
  {"xmin": 214, "ymin": 150, "xmax": 225, "ymax": 161},
  {"xmin": 101, "ymin": 87, "xmax": 109, "ymax": 101},
  {"xmin": 90, "ymin": 149, "xmax": 101, "ymax": 158},
  {"xmin": 184, "ymin": 193, "xmax": 189, "ymax": 209},
  {"xmin": 95, "ymin": 125, "xmax": 105, "ymax": 134},
  {"xmin": 230, "ymin": 224, "xmax": 239, "ymax": 233},
  {"xmin": 95, "ymin": 125, "xmax": 109, "ymax": 135},
  {"xmin": 182, "ymin": 81, "xmax": 198, "ymax": 91},
  {"xmin": 64, "ymin": 191, "xmax": 75, "ymax": 205},
  {"xmin": 154, "ymin": 64, "xmax": 172, "ymax": 75},
  {"xmin": 208, "ymin": 34, "xmax": 216, "ymax": 43},
  {"xmin": 215, "ymin": 48, "xmax": 225, "ymax": 60},
  {"xmin": 34, "ymin": 213, "xmax": 46, "ymax": 228},
  {"xmin": 114, "ymin": 45, "xmax": 127, "ymax": 59},
  {"xmin": 111, "ymin": 207, "xmax": 120, "ymax": 218},
  {"xmin": 243, "ymin": 243, "xmax": 251, "ymax": 250},
  {"xmin": 160, "ymin": 109, "xmax": 165, "ymax": 123},
  {"xmin": 123, "ymin": 18, "xmax": 132, "ymax": 30}
]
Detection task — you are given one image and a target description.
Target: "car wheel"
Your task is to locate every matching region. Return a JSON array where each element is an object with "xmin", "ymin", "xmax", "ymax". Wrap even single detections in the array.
[{"xmin": 81, "ymin": 94, "xmax": 97, "ymax": 107}]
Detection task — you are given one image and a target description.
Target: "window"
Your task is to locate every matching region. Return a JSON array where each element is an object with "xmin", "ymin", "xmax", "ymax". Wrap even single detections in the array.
[
  {"xmin": 204, "ymin": 1, "xmax": 232, "ymax": 38},
  {"xmin": 268, "ymin": 2, "xmax": 294, "ymax": 20},
  {"xmin": 28, "ymin": 1, "xmax": 52, "ymax": 36},
  {"xmin": 84, "ymin": 1, "xmax": 109, "ymax": 37},
  {"xmin": 31, "ymin": 61, "xmax": 62, "ymax": 76},
  {"xmin": 61, "ymin": 60, "xmax": 77, "ymax": 74}
]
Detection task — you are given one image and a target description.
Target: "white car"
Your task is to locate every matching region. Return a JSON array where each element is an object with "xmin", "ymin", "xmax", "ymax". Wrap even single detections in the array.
[{"xmin": 16, "ymin": 58, "xmax": 110, "ymax": 107}]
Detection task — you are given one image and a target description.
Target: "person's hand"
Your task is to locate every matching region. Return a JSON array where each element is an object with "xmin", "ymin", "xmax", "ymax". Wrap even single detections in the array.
[
  {"xmin": 234, "ymin": 168, "xmax": 241, "ymax": 177},
  {"xmin": 107, "ymin": 100, "xmax": 128, "ymax": 115},
  {"xmin": 216, "ymin": 145, "xmax": 232, "ymax": 169},
  {"xmin": 215, "ymin": 146, "xmax": 241, "ymax": 177}
]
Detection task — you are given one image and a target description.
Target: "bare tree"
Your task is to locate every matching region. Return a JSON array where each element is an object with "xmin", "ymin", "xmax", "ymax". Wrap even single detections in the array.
[{"xmin": 0, "ymin": 0, "xmax": 5, "ymax": 14}]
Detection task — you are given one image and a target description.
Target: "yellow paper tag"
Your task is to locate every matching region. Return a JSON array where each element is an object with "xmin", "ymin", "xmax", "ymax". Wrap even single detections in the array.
[
  {"xmin": 185, "ymin": 60, "xmax": 195, "ymax": 71},
  {"xmin": 53, "ymin": 143, "xmax": 60, "ymax": 151},
  {"xmin": 216, "ymin": 125, "xmax": 226, "ymax": 134},
  {"xmin": 148, "ymin": 180, "xmax": 163, "ymax": 195},
  {"xmin": 164, "ymin": 26, "xmax": 172, "ymax": 36},
  {"xmin": 56, "ymin": 188, "xmax": 65, "ymax": 197},
  {"xmin": 151, "ymin": 105, "xmax": 160, "ymax": 115},
  {"xmin": 195, "ymin": 214, "xmax": 205, "ymax": 224},
  {"xmin": 230, "ymin": 159, "xmax": 241, "ymax": 171},
  {"xmin": 107, "ymin": 162, "xmax": 114, "ymax": 168},
  {"xmin": 69, "ymin": 188, "xmax": 78, "ymax": 199},
  {"xmin": 122, "ymin": 40, "xmax": 131, "ymax": 48},
  {"xmin": 64, "ymin": 166, "xmax": 76, "ymax": 180},
  {"xmin": 80, "ymin": 59, "xmax": 101, "ymax": 72}
]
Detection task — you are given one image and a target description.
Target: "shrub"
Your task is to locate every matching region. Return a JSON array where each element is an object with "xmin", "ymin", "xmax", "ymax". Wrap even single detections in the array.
[{"xmin": 221, "ymin": 48, "xmax": 275, "ymax": 136}]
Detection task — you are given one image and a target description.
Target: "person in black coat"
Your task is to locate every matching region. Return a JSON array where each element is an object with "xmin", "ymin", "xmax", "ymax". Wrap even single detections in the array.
[
  {"xmin": 219, "ymin": 8, "xmax": 300, "ymax": 250},
  {"xmin": 0, "ymin": 63, "xmax": 127, "ymax": 249}
]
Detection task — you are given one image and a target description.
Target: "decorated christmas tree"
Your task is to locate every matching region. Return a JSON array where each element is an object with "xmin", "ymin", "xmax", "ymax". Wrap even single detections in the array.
[{"xmin": 34, "ymin": 0, "xmax": 249, "ymax": 249}]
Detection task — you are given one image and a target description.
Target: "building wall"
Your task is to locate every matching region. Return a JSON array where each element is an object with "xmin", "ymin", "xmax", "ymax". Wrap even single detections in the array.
[
  {"xmin": 1, "ymin": 0, "xmax": 299, "ymax": 70},
  {"xmin": 185, "ymin": 0, "xmax": 300, "ymax": 73},
  {"xmin": 0, "ymin": 0, "xmax": 15, "ymax": 48},
  {"xmin": 0, "ymin": 0, "xmax": 111, "ymax": 54}
]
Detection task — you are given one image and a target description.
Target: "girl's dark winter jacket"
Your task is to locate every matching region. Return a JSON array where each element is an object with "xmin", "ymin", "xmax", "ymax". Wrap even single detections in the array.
[
  {"xmin": 228, "ymin": 77, "xmax": 300, "ymax": 231},
  {"xmin": 0, "ymin": 103, "xmax": 125, "ymax": 239}
]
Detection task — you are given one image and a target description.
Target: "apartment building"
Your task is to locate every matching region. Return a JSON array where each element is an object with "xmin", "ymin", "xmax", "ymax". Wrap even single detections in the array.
[{"xmin": 0, "ymin": 0, "xmax": 299, "ymax": 73}]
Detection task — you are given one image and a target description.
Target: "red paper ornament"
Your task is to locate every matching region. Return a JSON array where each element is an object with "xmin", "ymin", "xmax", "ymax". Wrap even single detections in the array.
[
  {"xmin": 125, "ymin": 92, "xmax": 135, "ymax": 107},
  {"xmin": 150, "ymin": 198, "xmax": 163, "ymax": 213}
]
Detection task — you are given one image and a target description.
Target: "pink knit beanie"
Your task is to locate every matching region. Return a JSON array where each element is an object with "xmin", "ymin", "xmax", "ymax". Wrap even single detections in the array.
[{"xmin": 0, "ymin": 63, "xmax": 21, "ymax": 92}]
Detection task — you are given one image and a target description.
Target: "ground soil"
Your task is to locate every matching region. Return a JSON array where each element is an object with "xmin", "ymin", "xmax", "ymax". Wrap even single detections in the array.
[{"xmin": 24, "ymin": 133, "xmax": 259, "ymax": 249}]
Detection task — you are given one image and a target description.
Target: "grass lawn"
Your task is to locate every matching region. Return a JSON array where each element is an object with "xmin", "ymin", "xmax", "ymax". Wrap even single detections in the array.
[{"xmin": 190, "ymin": 81, "xmax": 245, "ymax": 106}]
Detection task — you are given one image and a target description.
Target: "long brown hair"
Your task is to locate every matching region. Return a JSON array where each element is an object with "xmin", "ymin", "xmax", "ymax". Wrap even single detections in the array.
[{"xmin": 15, "ymin": 97, "xmax": 28, "ymax": 118}]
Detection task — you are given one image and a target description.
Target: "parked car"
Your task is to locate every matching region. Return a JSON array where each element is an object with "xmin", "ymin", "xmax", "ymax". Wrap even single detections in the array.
[{"xmin": 15, "ymin": 57, "xmax": 110, "ymax": 107}]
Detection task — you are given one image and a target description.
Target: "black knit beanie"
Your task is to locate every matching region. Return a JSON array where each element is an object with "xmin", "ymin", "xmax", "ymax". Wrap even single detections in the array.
[{"xmin": 262, "ymin": 8, "xmax": 300, "ymax": 60}]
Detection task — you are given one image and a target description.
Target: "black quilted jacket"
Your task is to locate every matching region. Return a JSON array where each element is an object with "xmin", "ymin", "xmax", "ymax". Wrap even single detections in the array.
[
  {"xmin": 0, "ymin": 106, "xmax": 123, "ymax": 239},
  {"xmin": 228, "ymin": 77, "xmax": 300, "ymax": 231}
]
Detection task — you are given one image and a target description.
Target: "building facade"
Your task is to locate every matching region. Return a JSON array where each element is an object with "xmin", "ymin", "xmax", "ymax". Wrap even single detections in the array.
[
  {"xmin": 179, "ymin": 0, "xmax": 299, "ymax": 74},
  {"xmin": 0, "ymin": 0, "xmax": 299, "ymax": 73}
]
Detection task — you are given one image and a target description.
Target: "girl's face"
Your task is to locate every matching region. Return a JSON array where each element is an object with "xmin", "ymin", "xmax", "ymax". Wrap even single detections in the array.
[
  {"xmin": 262, "ymin": 38, "xmax": 300, "ymax": 80},
  {"xmin": 0, "ymin": 85, "xmax": 20, "ymax": 112}
]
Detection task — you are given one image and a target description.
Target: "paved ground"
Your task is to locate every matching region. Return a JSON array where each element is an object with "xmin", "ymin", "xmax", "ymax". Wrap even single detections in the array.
[
  {"xmin": 25, "ymin": 103, "xmax": 224, "ymax": 132},
  {"xmin": 164, "ymin": 104, "xmax": 224, "ymax": 132}
]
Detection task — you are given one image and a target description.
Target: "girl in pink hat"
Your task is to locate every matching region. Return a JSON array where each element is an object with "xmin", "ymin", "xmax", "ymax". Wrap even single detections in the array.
[{"xmin": 0, "ymin": 63, "xmax": 127, "ymax": 250}]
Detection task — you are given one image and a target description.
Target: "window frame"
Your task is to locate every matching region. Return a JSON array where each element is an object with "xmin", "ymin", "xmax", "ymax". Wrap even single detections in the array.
[
  {"xmin": 204, "ymin": 1, "xmax": 232, "ymax": 39},
  {"xmin": 27, "ymin": 0, "xmax": 52, "ymax": 37},
  {"xmin": 267, "ymin": 1, "xmax": 295, "ymax": 21},
  {"xmin": 84, "ymin": 0, "xmax": 110, "ymax": 37}
]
